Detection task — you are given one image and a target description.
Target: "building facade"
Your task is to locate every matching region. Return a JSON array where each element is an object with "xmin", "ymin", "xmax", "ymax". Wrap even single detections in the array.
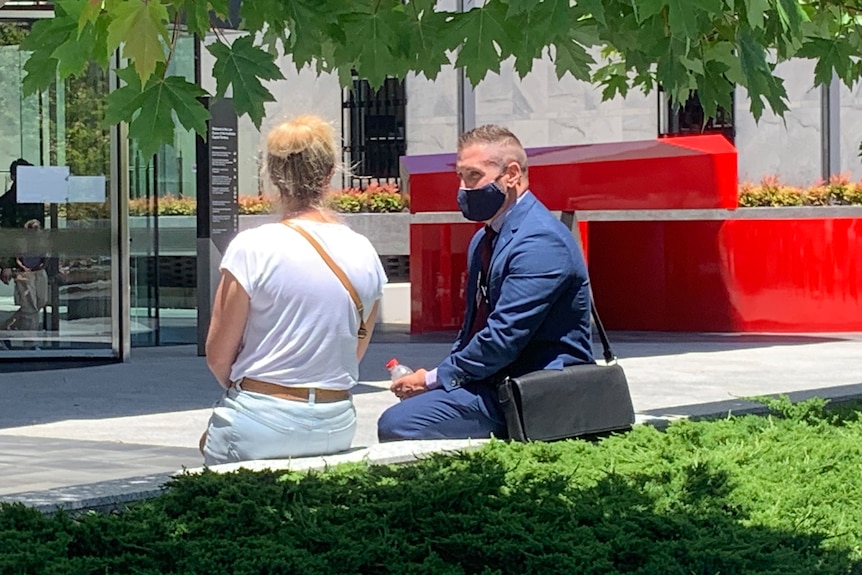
[{"xmin": 1, "ymin": 4, "xmax": 860, "ymax": 360}]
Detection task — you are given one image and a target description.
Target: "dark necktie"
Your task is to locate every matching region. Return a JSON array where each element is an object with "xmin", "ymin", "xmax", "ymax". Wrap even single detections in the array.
[{"xmin": 467, "ymin": 226, "xmax": 497, "ymax": 340}]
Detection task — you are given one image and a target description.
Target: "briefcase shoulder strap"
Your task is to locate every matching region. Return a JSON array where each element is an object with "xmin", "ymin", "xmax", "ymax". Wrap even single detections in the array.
[{"xmin": 590, "ymin": 299, "xmax": 615, "ymax": 364}]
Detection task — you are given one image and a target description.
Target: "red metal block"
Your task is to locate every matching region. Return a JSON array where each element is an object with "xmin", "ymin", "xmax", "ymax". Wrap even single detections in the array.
[
  {"xmin": 401, "ymin": 135, "xmax": 738, "ymax": 213},
  {"xmin": 410, "ymin": 222, "xmax": 481, "ymax": 332},
  {"xmin": 587, "ymin": 219, "xmax": 862, "ymax": 332},
  {"xmin": 402, "ymin": 135, "xmax": 738, "ymax": 333}
]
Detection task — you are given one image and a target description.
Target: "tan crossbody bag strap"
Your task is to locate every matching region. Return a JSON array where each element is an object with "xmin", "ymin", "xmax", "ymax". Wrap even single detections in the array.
[{"xmin": 283, "ymin": 221, "xmax": 367, "ymax": 340}]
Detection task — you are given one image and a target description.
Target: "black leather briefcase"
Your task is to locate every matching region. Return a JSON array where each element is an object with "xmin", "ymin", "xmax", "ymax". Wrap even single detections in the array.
[{"xmin": 498, "ymin": 302, "xmax": 635, "ymax": 442}]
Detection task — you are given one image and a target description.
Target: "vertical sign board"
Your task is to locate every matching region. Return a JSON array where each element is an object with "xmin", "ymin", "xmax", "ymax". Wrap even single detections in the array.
[
  {"xmin": 209, "ymin": 100, "xmax": 239, "ymax": 254},
  {"xmin": 196, "ymin": 98, "xmax": 238, "ymax": 355}
]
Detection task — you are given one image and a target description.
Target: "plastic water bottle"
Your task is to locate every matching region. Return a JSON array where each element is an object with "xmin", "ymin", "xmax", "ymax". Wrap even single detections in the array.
[{"xmin": 386, "ymin": 358, "xmax": 414, "ymax": 381}]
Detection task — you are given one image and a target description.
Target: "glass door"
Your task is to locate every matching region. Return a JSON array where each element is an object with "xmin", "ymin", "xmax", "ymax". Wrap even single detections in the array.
[
  {"xmin": 128, "ymin": 34, "xmax": 197, "ymax": 346},
  {"xmin": 0, "ymin": 18, "xmax": 123, "ymax": 358}
]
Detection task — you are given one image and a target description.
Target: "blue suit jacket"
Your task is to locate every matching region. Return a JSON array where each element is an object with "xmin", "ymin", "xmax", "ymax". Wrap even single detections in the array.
[{"xmin": 436, "ymin": 191, "xmax": 594, "ymax": 391}]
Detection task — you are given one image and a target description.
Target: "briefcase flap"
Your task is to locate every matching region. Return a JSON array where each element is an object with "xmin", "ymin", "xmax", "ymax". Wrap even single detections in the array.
[{"xmin": 507, "ymin": 364, "xmax": 635, "ymax": 442}]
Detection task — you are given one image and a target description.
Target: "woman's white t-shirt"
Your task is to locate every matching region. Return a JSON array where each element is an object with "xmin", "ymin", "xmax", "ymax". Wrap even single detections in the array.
[{"xmin": 220, "ymin": 220, "xmax": 387, "ymax": 390}]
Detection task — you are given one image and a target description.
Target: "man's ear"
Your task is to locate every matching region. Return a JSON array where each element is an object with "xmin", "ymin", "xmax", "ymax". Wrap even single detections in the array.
[{"xmin": 505, "ymin": 161, "xmax": 522, "ymax": 187}]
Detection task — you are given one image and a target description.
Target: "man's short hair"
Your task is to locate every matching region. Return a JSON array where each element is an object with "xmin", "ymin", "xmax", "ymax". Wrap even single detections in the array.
[
  {"xmin": 9, "ymin": 158, "xmax": 33, "ymax": 180},
  {"xmin": 458, "ymin": 125, "xmax": 528, "ymax": 172}
]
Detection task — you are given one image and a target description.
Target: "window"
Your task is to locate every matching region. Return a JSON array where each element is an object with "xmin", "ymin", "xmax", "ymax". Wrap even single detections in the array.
[
  {"xmin": 342, "ymin": 75, "xmax": 407, "ymax": 188},
  {"xmin": 659, "ymin": 89, "xmax": 734, "ymax": 143}
]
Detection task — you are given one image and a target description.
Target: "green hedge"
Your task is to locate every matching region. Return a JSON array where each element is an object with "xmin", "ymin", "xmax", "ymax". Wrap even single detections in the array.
[{"xmin": 1, "ymin": 398, "xmax": 861, "ymax": 574}]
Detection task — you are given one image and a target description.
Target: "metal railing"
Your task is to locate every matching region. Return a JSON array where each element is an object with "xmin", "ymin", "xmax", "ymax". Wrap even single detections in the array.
[{"xmin": 342, "ymin": 75, "xmax": 406, "ymax": 189}]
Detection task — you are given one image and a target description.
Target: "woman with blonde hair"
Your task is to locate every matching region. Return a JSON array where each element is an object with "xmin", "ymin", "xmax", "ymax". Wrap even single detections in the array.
[{"xmin": 201, "ymin": 114, "xmax": 387, "ymax": 465}]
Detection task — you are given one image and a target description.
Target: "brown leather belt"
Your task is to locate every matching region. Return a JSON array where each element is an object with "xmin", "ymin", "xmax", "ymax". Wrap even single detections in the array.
[{"xmin": 238, "ymin": 378, "xmax": 350, "ymax": 403}]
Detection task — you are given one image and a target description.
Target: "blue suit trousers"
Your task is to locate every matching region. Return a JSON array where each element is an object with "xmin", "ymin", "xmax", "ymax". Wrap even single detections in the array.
[{"xmin": 377, "ymin": 382, "xmax": 507, "ymax": 441}]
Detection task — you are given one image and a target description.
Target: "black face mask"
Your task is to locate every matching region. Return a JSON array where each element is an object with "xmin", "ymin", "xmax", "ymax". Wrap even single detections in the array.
[{"xmin": 457, "ymin": 179, "xmax": 507, "ymax": 222}]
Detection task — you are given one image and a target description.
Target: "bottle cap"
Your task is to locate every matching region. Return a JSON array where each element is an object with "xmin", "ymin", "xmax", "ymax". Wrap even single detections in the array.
[{"xmin": 385, "ymin": 358, "xmax": 399, "ymax": 370}]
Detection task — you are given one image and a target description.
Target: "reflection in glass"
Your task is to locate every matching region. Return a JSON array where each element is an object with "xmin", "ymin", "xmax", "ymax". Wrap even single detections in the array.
[{"xmin": 0, "ymin": 21, "xmax": 114, "ymax": 355}]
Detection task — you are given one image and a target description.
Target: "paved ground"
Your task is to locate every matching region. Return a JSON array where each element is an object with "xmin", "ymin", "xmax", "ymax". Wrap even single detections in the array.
[{"xmin": 1, "ymin": 326, "xmax": 861, "ymax": 510}]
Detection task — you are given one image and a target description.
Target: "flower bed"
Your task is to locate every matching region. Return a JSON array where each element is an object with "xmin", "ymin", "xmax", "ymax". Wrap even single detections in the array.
[
  {"xmin": 738, "ymin": 174, "xmax": 862, "ymax": 207},
  {"xmin": 60, "ymin": 183, "xmax": 409, "ymax": 219}
]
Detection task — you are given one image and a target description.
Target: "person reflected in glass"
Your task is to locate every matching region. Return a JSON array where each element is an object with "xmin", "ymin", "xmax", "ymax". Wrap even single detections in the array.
[
  {"xmin": 200, "ymin": 114, "xmax": 387, "ymax": 465},
  {"xmin": 1, "ymin": 159, "xmax": 48, "ymax": 340},
  {"xmin": 1, "ymin": 218, "xmax": 48, "ymax": 332}
]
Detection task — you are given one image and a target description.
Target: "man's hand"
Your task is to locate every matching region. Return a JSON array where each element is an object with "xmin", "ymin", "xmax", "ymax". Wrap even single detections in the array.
[
  {"xmin": 391, "ymin": 368, "xmax": 429, "ymax": 401},
  {"xmin": 0, "ymin": 268, "xmax": 11, "ymax": 285}
]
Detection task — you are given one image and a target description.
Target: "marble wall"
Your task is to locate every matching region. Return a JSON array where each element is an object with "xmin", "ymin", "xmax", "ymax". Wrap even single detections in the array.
[
  {"xmin": 407, "ymin": 54, "xmax": 656, "ymax": 155},
  {"xmin": 839, "ymin": 81, "xmax": 862, "ymax": 180},
  {"xmin": 734, "ymin": 59, "xmax": 823, "ymax": 186},
  {"xmin": 201, "ymin": 32, "xmax": 343, "ymax": 196}
]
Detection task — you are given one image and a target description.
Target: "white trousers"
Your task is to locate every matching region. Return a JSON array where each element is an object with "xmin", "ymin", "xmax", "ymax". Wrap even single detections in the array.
[{"xmin": 202, "ymin": 385, "xmax": 357, "ymax": 466}]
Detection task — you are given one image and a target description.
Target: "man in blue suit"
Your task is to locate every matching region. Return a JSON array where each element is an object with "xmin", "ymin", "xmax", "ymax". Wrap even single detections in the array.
[{"xmin": 377, "ymin": 125, "xmax": 594, "ymax": 440}]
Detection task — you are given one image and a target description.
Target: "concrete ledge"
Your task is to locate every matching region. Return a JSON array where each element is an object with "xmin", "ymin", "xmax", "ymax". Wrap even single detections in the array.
[
  {"xmin": 187, "ymin": 438, "xmax": 490, "ymax": 476},
  {"xmin": 8, "ymin": 385, "xmax": 861, "ymax": 515},
  {"xmin": 412, "ymin": 207, "xmax": 862, "ymax": 223},
  {"xmin": 2, "ymin": 440, "xmax": 490, "ymax": 515}
]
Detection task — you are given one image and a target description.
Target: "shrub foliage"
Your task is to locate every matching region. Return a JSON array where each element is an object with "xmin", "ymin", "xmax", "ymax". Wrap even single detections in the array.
[
  {"xmin": 59, "ymin": 185, "xmax": 410, "ymax": 220},
  {"xmin": 1, "ymin": 399, "xmax": 861, "ymax": 574},
  {"xmin": 738, "ymin": 174, "xmax": 862, "ymax": 207}
]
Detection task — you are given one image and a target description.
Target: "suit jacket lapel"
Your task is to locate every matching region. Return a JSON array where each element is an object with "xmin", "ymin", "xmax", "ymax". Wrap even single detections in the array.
[{"xmin": 493, "ymin": 191, "xmax": 536, "ymax": 258}]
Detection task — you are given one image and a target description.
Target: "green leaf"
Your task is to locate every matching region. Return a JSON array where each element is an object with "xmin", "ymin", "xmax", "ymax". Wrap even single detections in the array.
[
  {"xmin": 697, "ymin": 60, "xmax": 735, "ymax": 121},
  {"xmin": 601, "ymin": 73, "xmax": 631, "ymax": 100},
  {"xmin": 52, "ymin": 21, "xmax": 96, "ymax": 79},
  {"xmin": 90, "ymin": 13, "xmax": 112, "ymax": 68},
  {"xmin": 107, "ymin": 0, "xmax": 170, "ymax": 81},
  {"xmin": 78, "ymin": 0, "xmax": 103, "ymax": 34},
  {"xmin": 105, "ymin": 66, "xmax": 143, "ymax": 125},
  {"xmin": 21, "ymin": 51, "xmax": 59, "ymax": 97},
  {"xmin": 340, "ymin": 1, "xmax": 409, "ymax": 87},
  {"xmin": 552, "ymin": 33, "xmax": 594, "ymax": 82},
  {"xmin": 513, "ymin": 0, "xmax": 572, "ymax": 78},
  {"xmin": 574, "ymin": 0, "xmax": 607, "ymax": 26},
  {"xmin": 208, "ymin": 0, "xmax": 230, "ymax": 21},
  {"xmin": 743, "ymin": 0, "xmax": 770, "ymax": 30},
  {"xmin": 174, "ymin": 0, "xmax": 213, "ymax": 37},
  {"xmin": 160, "ymin": 76, "xmax": 210, "ymax": 136},
  {"xmin": 504, "ymin": 0, "xmax": 541, "ymax": 18},
  {"xmin": 282, "ymin": 0, "xmax": 340, "ymax": 71},
  {"xmin": 679, "ymin": 55, "xmax": 704, "ymax": 75},
  {"xmin": 737, "ymin": 28, "xmax": 789, "ymax": 120},
  {"xmin": 798, "ymin": 37, "xmax": 856, "ymax": 87},
  {"xmin": 207, "ymin": 36, "xmax": 283, "ymax": 128},
  {"xmin": 107, "ymin": 66, "xmax": 209, "ymax": 158},
  {"xmin": 404, "ymin": 0, "xmax": 452, "ymax": 80},
  {"xmin": 703, "ymin": 41, "xmax": 744, "ymax": 84},
  {"xmin": 128, "ymin": 97, "xmax": 178, "ymax": 159},
  {"xmin": 20, "ymin": 16, "xmax": 75, "ymax": 95},
  {"xmin": 636, "ymin": 0, "xmax": 666, "ymax": 24},
  {"xmin": 241, "ymin": 0, "xmax": 287, "ymax": 34},
  {"xmin": 452, "ymin": 1, "xmax": 517, "ymax": 86},
  {"xmin": 775, "ymin": 0, "xmax": 808, "ymax": 35},
  {"xmin": 666, "ymin": 0, "xmax": 699, "ymax": 37}
]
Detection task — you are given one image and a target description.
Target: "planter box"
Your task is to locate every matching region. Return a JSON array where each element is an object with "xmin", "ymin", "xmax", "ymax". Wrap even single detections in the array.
[{"xmin": 114, "ymin": 213, "xmax": 410, "ymax": 258}]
